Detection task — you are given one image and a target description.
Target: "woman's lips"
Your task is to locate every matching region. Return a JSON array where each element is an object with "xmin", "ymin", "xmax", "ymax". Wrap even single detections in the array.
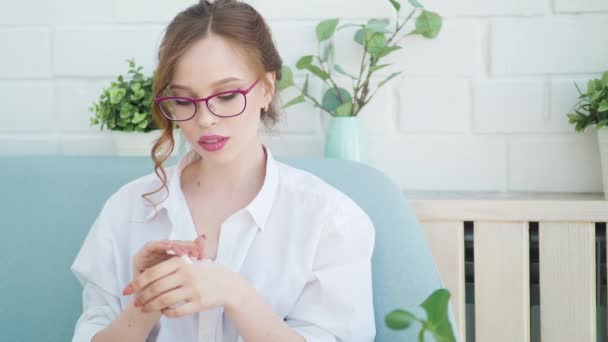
[{"xmin": 199, "ymin": 137, "xmax": 229, "ymax": 152}]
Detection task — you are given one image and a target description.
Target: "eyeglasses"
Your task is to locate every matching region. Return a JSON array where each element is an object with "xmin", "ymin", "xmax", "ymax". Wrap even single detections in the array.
[{"xmin": 154, "ymin": 79, "xmax": 260, "ymax": 121}]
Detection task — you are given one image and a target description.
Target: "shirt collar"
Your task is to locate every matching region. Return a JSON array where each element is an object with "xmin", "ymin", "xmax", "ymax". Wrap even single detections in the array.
[{"xmin": 143, "ymin": 144, "xmax": 278, "ymax": 233}]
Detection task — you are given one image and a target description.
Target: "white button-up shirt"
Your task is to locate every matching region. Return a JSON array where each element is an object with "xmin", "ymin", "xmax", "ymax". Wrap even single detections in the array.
[{"xmin": 70, "ymin": 144, "xmax": 376, "ymax": 342}]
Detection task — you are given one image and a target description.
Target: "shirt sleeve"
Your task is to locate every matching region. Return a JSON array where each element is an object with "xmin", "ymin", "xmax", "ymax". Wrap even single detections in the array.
[
  {"xmin": 70, "ymin": 206, "xmax": 122, "ymax": 342},
  {"xmin": 285, "ymin": 205, "xmax": 376, "ymax": 342}
]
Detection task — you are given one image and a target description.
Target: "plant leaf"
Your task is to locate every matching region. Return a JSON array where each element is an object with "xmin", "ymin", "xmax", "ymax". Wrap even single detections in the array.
[
  {"xmin": 367, "ymin": 18, "xmax": 391, "ymax": 34},
  {"xmin": 388, "ymin": 0, "xmax": 401, "ymax": 12},
  {"xmin": 567, "ymin": 113, "xmax": 583, "ymax": 123},
  {"xmin": 131, "ymin": 113, "xmax": 145, "ymax": 124},
  {"xmin": 354, "ymin": 28, "xmax": 365, "ymax": 46},
  {"xmin": 302, "ymin": 74, "xmax": 310, "ymax": 96},
  {"xmin": 335, "ymin": 101, "xmax": 353, "ymax": 116},
  {"xmin": 408, "ymin": 0, "xmax": 422, "ymax": 8},
  {"xmin": 296, "ymin": 55, "xmax": 314, "ymax": 70},
  {"xmin": 367, "ymin": 31, "xmax": 388, "ymax": 56},
  {"xmin": 420, "ymin": 289, "xmax": 456, "ymax": 342},
  {"xmin": 306, "ymin": 65, "xmax": 330, "ymax": 81},
  {"xmin": 599, "ymin": 99, "xmax": 608, "ymax": 112},
  {"xmin": 316, "ymin": 18, "xmax": 340, "ymax": 42},
  {"xmin": 278, "ymin": 65, "xmax": 294, "ymax": 91},
  {"xmin": 377, "ymin": 45, "xmax": 402, "ymax": 59},
  {"xmin": 333, "ymin": 64, "xmax": 357, "ymax": 80},
  {"xmin": 587, "ymin": 79, "xmax": 596, "ymax": 93},
  {"xmin": 602, "ymin": 71, "xmax": 608, "ymax": 87},
  {"xmin": 378, "ymin": 71, "xmax": 402, "ymax": 88},
  {"xmin": 282, "ymin": 94, "xmax": 306, "ymax": 109},
  {"xmin": 338, "ymin": 23, "xmax": 363, "ymax": 31},
  {"xmin": 369, "ymin": 64, "xmax": 391, "ymax": 73},
  {"xmin": 109, "ymin": 88, "xmax": 126, "ymax": 104},
  {"xmin": 595, "ymin": 79, "xmax": 603, "ymax": 90},
  {"xmin": 429, "ymin": 315, "xmax": 458, "ymax": 342},
  {"xmin": 421, "ymin": 289, "xmax": 450, "ymax": 323},
  {"xmin": 321, "ymin": 43, "xmax": 334, "ymax": 63},
  {"xmin": 385, "ymin": 309, "xmax": 416, "ymax": 330},
  {"xmin": 414, "ymin": 10, "xmax": 442, "ymax": 38},
  {"xmin": 322, "ymin": 87, "xmax": 352, "ymax": 112},
  {"xmin": 574, "ymin": 81, "xmax": 584, "ymax": 96},
  {"xmin": 591, "ymin": 90, "xmax": 603, "ymax": 102}
]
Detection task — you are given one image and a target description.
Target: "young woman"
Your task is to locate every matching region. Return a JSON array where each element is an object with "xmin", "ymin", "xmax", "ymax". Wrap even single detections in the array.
[{"xmin": 70, "ymin": 1, "xmax": 376, "ymax": 341}]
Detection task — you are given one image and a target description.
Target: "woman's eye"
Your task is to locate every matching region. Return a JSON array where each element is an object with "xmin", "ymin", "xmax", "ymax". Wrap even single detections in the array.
[
  {"xmin": 175, "ymin": 100, "xmax": 191, "ymax": 106},
  {"xmin": 217, "ymin": 93, "xmax": 237, "ymax": 101}
]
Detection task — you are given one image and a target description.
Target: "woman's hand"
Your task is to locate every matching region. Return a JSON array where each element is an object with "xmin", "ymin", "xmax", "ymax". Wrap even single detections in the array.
[
  {"xmin": 127, "ymin": 251, "xmax": 242, "ymax": 318},
  {"xmin": 122, "ymin": 236, "xmax": 206, "ymax": 296}
]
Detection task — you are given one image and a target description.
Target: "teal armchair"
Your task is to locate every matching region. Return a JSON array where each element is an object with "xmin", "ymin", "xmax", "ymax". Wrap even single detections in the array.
[{"xmin": 0, "ymin": 155, "xmax": 458, "ymax": 341}]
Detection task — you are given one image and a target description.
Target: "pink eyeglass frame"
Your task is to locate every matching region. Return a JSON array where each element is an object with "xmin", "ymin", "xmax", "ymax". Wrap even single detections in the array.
[{"xmin": 154, "ymin": 79, "xmax": 260, "ymax": 121}]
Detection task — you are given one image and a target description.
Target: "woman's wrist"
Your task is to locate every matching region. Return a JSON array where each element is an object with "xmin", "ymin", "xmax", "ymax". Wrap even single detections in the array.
[
  {"xmin": 92, "ymin": 298, "xmax": 162, "ymax": 341},
  {"xmin": 224, "ymin": 271, "xmax": 249, "ymax": 313},
  {"xmin": 128, "ymin": 297, "xmax": 163, "ymax": 321}
]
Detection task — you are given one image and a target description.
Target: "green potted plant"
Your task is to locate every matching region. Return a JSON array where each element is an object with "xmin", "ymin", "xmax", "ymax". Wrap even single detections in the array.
[
  {"xmin": 385, "ymin": 288, "xmax": 457, "ymax": 342},
  {"xmin": 89, "ymin": 58, "xmax": 184, "ymax": 156},
  {"xmin": 566, "ymin": 70, "xmax": 608, "ymax": 199},
  {"xmin": 277, "ymin": 0, "xmax": 442, "ymax": 163}
]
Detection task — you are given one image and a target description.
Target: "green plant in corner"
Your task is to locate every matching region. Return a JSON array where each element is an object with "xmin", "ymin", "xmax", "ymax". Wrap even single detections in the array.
[
  {"xmin": 385, "ymin": 288, "xmax": 456, "ymax": 342},
  {"xmin": 567, "ymin": 71, "xmax": 608, "ymax": 133},
  {"xmin": 89, "ymin": 58, "xmax": 167, "ymax": 133},
  {"xmin": 277, "ymin": 0, "xmax": 442, "ymax": 117}
]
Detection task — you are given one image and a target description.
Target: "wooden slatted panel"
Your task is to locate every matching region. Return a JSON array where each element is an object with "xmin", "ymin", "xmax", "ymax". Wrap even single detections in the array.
[
  {"xmin": 474, "ymin": 221, "xmax": 530, "ymax": 342},
  {"xmin": 421, "ymin": 221, "xmax": 466, "ymax": 342},
  {"xmin": 539, "ymin": 222, "xmax": 596, "ymax": 342},
  {"xmin": 411, "ymin": 198, "xmax": 608, "ymax": 222}
]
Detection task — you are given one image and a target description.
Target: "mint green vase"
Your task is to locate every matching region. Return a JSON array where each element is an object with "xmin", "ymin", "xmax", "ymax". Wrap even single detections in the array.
[{"xmin": 324, "ymin": 116, "xmax": 368, "ymax": 163}]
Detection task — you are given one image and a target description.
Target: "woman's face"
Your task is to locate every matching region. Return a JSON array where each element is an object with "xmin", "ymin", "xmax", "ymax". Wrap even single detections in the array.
[{"xmin": 168, "ymin": 33, "xmax": 274, "ymax": 165}]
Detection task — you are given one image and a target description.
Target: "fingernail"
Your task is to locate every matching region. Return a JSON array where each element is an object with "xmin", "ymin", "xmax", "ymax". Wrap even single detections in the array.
[
  {"xmin": 122, "ymin": 284, "xmax": 133, "ymax": 296},
  {"xmin": 134, "ymin": 298, "xmax": 141, "ymax": 307}
]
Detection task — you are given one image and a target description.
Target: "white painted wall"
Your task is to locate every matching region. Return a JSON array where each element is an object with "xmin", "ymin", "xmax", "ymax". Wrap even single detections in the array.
[{"xmin": 1, "ymin": 0, "xmax": 606, "ymax": 193}]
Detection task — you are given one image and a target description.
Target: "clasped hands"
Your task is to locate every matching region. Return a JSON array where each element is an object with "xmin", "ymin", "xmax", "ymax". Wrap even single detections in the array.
[{"xmin": 121, "ymin": 234, "xmax": 240, "ymax": 318}]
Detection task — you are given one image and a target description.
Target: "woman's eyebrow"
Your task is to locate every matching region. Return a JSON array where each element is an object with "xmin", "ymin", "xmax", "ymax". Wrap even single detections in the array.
[{"xmin": 170, "ymin": 77, "xmax": 244, "ymax": 92}]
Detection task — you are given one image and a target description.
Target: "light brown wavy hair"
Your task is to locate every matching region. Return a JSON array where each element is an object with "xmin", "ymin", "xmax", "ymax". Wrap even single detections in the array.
[{"xmin": 141, "ymin": 0, "xmax": 283, "ymax": 217}]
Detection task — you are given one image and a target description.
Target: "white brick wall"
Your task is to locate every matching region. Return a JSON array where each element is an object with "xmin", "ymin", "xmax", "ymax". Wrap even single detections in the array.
[
  {"xmin": 472, "ymin": 80, "xmax": 546, "ymax": 133},
  {"xmin": 554, "ymin": 0, "xmax": 608, "ymax": 13},
  {"xmin": 491, "ymin": 17, "xmax": 608, "ymax": 75},
  {"xmin": 0, "ymin": 29, "xmax": 51, "ymax": 78},
  {"xmin": 0, "ymin": 0, "xmax": 606, "ymax": 194}
]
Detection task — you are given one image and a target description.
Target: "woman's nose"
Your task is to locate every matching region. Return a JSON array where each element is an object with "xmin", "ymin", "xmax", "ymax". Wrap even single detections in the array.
[{"xmin": 195, "ymin": 102, "xmax": 218, "ymax": 127}]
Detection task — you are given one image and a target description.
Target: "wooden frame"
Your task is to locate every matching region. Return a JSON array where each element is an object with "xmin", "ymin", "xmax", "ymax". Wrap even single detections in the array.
[{"xmin": 410, "ymin": 194, "xmax": 608, "ymax": 342}]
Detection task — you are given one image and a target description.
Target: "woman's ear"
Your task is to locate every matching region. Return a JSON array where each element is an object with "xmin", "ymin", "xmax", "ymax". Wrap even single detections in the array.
[{"xmin": 263, "ymin": 71, "xmax": 276, "ymax": 105}]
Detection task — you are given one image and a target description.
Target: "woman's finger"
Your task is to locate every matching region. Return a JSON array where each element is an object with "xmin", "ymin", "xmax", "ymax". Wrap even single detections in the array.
[
  {"xmin": 142, "ymin": 286, "xmax": 192, "ymax": 313},
  {"xmin": 135, "ymin": 272, "xmax": 183, "ymax": 307},
  {"xmin": 142, "ymin": 240, "xmax": 172, "ymax": 253},
  {"xmin": 161, "ymin": 300, "xmax": 199, "ymax": 318},
  {"xmin": 129, "ymin": 256, "xmax": 183, "ymax": 294}
]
